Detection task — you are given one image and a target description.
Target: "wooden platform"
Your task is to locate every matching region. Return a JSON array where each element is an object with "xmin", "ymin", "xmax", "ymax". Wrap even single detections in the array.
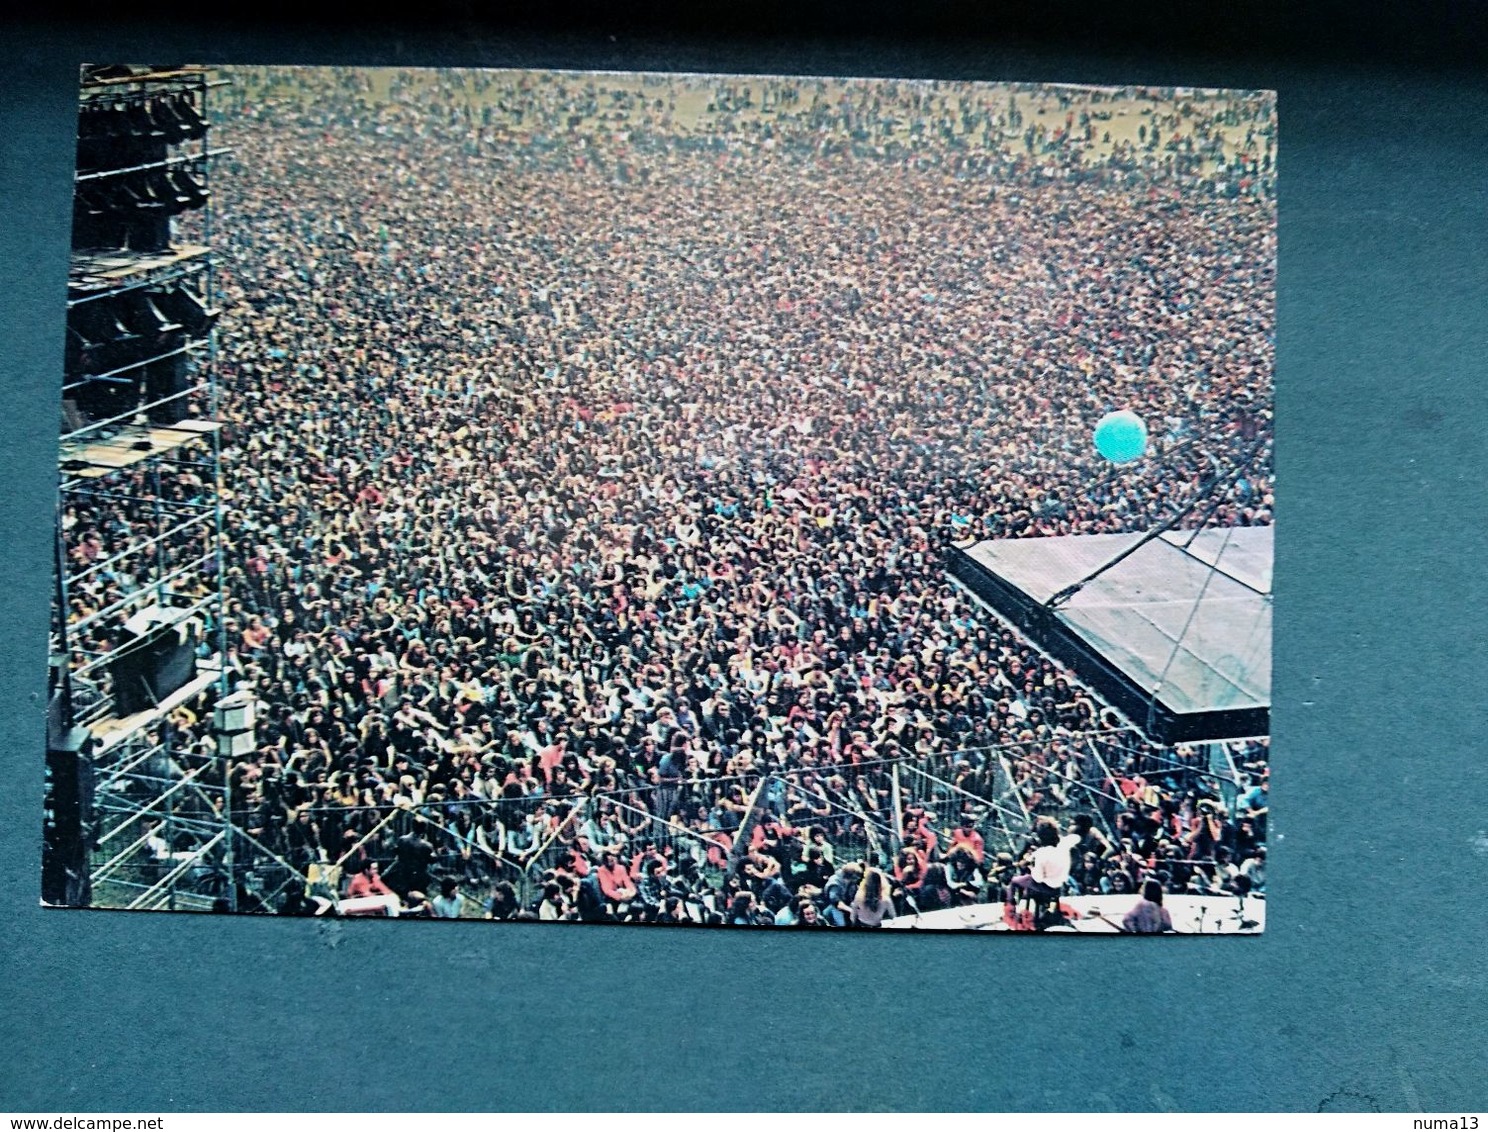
[
  {"xmin": 60, "ymin": 418, "xmax": 220, "ymax": 479},
  {"xmin": 90, "ymin": 658, "xmax": 225, "ymax": 759},
  {"xmin": 884, "ymin": 894, "xmax": 1266, "ymax": 934},
  {"xmin": 81, "ymin": 67, "xmax": 210, "ymax": 89},
  {"xmin": 69, "ymin": 244, "xmax": 210, "ymax": 293}
]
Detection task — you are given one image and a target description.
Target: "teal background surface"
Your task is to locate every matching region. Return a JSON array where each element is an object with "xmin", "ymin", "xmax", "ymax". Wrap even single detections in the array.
[{"xmin": 2, "ymin": 10, "xmax": 1486, "ymax": 1112}]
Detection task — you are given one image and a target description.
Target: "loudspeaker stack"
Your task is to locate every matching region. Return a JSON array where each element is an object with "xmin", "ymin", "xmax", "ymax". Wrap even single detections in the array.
[{"xmin": 65, "ymin": 66, "xmax": 219, "ymax": 433}]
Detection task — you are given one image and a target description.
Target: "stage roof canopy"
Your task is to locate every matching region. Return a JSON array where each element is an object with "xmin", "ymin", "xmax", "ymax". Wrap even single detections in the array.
[{"xmin": 949, "ymin": 525, "xmax": 1271, "ymax": 743}]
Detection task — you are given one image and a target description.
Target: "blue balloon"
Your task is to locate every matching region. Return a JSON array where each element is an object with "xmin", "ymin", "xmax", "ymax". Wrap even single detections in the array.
[{"xmin": 1094, "ymin": 410, "xmax": 1148, "ymax": 463}]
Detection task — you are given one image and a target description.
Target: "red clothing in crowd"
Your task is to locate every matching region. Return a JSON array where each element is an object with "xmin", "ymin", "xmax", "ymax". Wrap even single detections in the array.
[
  {"xmin": 894, "ymin": 846, "xmax": 928, "ymax": 883},
  {"xmin": 597, "ymin": 862, "xmax": 637, "ymax": 902},
  {"xmin": 566, "ymin": 847, "xmax": 592, "ymax": 878},
  {"xmin": 538, "ymin": 741, "xmax": 565, "ymax": 782},
  {"xmin": 347, "ymin": 870, "xmax": 393, "ymax": 898},
  {"xmin": 904, "ymin": 814, "xmax": 938, "ymax": 858},
  {"xmin": 705, "ymin": 832, "xmax": 732, "ymax": 867},
  {"xmin": 949, "ymin": 827, "xmax": 986, "ymax": 864}
]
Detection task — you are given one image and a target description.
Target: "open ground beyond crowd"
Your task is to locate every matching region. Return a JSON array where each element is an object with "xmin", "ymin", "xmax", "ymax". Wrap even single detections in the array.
[{"xmin": 62, "ymin": 67, "xmax": 1274, "ymax": 927}]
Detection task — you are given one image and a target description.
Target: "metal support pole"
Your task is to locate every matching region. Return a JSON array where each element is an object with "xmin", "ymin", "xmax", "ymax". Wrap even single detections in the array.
[
  {"xmin": 724, "ymin": 777, "xmax": 769, "ymax": 878},
  {"xmin": 1044, "ymin": 433, "xmax": 1269, "ymax": 611},
  {"xmin": 221, "ymin": 746, "xmax": 235, "ymax": 912},
  {"xmin": 998, "ymin": 753, "xmax": 1033, "ymax": 825},
  {"xmin": 52, "ymin": 517, "xmax": 76, "ymax": 731},
  {"xmin": 888, "ymin": 763, "xmax": 905, "ymax": 856},
  {"xmin": 165, "ymin": 750, "xmax": 175, "ymax": 912},
  {"xmin": 151, "ymin": 461, "xmax": 166, "ymax": 608}
]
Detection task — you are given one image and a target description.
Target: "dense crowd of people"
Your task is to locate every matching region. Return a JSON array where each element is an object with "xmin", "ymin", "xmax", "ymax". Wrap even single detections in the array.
[{"xmin": 75, "ymin": 68, "xmax": 1273, "ymax": 927}]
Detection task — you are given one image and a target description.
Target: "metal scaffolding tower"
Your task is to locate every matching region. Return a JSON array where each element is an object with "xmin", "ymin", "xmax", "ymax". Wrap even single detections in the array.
[{"xmin": 42, "ymin": 65, "xmax": 252, "ymax": 912}]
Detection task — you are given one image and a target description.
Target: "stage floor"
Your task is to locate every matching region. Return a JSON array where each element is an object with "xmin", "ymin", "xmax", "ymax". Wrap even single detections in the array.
[
  {"xmin": 948, "ymin": 525, "xmax": 1271, "ymax": 741},
  {"xmin": 883, "ymin": 893, "xmax": 1266, "ymax": 933}
]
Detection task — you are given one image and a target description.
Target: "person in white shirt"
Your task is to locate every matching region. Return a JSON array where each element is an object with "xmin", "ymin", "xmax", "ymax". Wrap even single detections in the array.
[
  {"xmin": 1006, "ymin": 818, "xmax": 1081, "ymax": 928},
  {"xmin": 1239, "ymin": 846, "xmax": 1266, "ymax": 894},
  {"xmin": 144, "ymin": 822, "xmax": 171, "ymax": 868},
  {"xmin": 432, "ymin": 878, "xmax": 463, "ymax": 919},
  {"xmin": 1029, "ymin": 821, "xmax": 1082, "ymax": 890}
]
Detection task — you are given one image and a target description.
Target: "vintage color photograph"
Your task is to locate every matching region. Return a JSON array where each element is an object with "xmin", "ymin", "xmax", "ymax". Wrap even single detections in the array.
[{"xmin": 44, "ymin": 65, "xmax": 1273, "ymax": 932}]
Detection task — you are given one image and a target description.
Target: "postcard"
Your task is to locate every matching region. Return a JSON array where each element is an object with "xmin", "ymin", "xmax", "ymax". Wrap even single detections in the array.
[{"xmin": 44, "ymin": 65, "xmax": 1273, "ymax": 933}]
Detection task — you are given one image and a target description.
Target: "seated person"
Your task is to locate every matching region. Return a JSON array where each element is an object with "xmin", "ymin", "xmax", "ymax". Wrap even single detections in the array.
[
  {"xmin": 595, "ymin": 850, "xmax": 638, "ymax": 912},
  {"xmin": 635, "ymin": 856, "xmax": 670, "ymax": 920},
  {"xmin": 345, "ymin": 860, "xmax": 393, "ymax": 899},
  {"xmin": 1006, "ymin": 818, "xmax": 1081, "ymax": 923},
  {"xmin": 485, "ymin": 879, "xmax": 521, "ymax": 921},
  {"xmin": 908, "ymin": 862, "xmax": 955, "ymax": 912},
  {"xmin": 1120, "ymin": 879, "xmax": 1174, "ymax": 933},
  {"xmin": 432, "ymin": 877, "xmax": 463, "ymax": 919},
  {"xmin": 946, "ymin": 816, "xmax": 986, "ymax": 867}
]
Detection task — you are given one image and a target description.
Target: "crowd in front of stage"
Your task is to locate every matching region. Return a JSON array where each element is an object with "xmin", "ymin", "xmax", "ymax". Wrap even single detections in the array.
[{"xmin": 79, "ymin": 67, "xmax": 1273, "ymax": 927}]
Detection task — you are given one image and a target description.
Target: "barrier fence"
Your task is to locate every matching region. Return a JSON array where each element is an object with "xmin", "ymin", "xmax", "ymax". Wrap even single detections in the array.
[{"xmin": 83, "ymin": 727, "xmax": 1262, "ymax": 916}]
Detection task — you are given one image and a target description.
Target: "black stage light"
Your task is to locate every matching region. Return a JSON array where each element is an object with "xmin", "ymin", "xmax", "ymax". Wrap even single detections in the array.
[
  {"xmin": 154, "ymin": 284, "xmax": 218, "ymax": 336},
  {"xmin": 124, "ymin": 100, "xmax": 165, "ymax": 141},
  {"xmin": 87, "ymin": 105, "xmax": 134, "ymax": 151},
  {"xmin": 117, "ymin": 172, "xmax": 167, "ymax": 213},
  {"xmin": 72, "ymin": 369, "xmax": 141, "ymax": 424},
  {"xmin": 71, "ymin": 198, "xmax": 127, "ymax": 250},
  {"xmin": 123, "ymin": 212, "xmax": 172, "ymax": 254},
  {"xmin": 136, "ymin": 169, "xmax": 184, "ymax": 212},
  {"xmin": 75, "ymin": 134, "xmax": 113, "ymax": 174},
  {"xmin": 76, "ymin": 105, "xmax": 168, "ymax": 172},
  {"xmin": 65, "ymin": 325, "xmax": 100, "ymax": 375},
  {"xmin": 73, "ymin": 298, "xmax": 140, "ymax": 351},
  {"xmin": 73, "ymin": 182, "xmax": 108, "ymax": 216},
  {"xmin": 144, "ymin": 349, "xmax": 191, "ymax": 426},
  {"xmin": 78, "ymin": 103, "xmax": 109, "ymax": 141},
  {"xmin": 118, "ymin": 291, "xmax": 183, "ymax": 340},
  {"xmin": 169, "ymin": 93, "xmax": 207, "ymax": 141},
  {"xmin": 160, "ymin": 169, "xmax": 203, "ymax": 212},
  {"xmin": 166, "ymin": 168, "xmax": 208, "ymax": 209},
  {"xmin": 149, "ymin": 96, "xmax": 192, "ymax": 145},
  {"xmin": 71, "ymin": 301, "xmax": 143, "ymax": 375}
]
